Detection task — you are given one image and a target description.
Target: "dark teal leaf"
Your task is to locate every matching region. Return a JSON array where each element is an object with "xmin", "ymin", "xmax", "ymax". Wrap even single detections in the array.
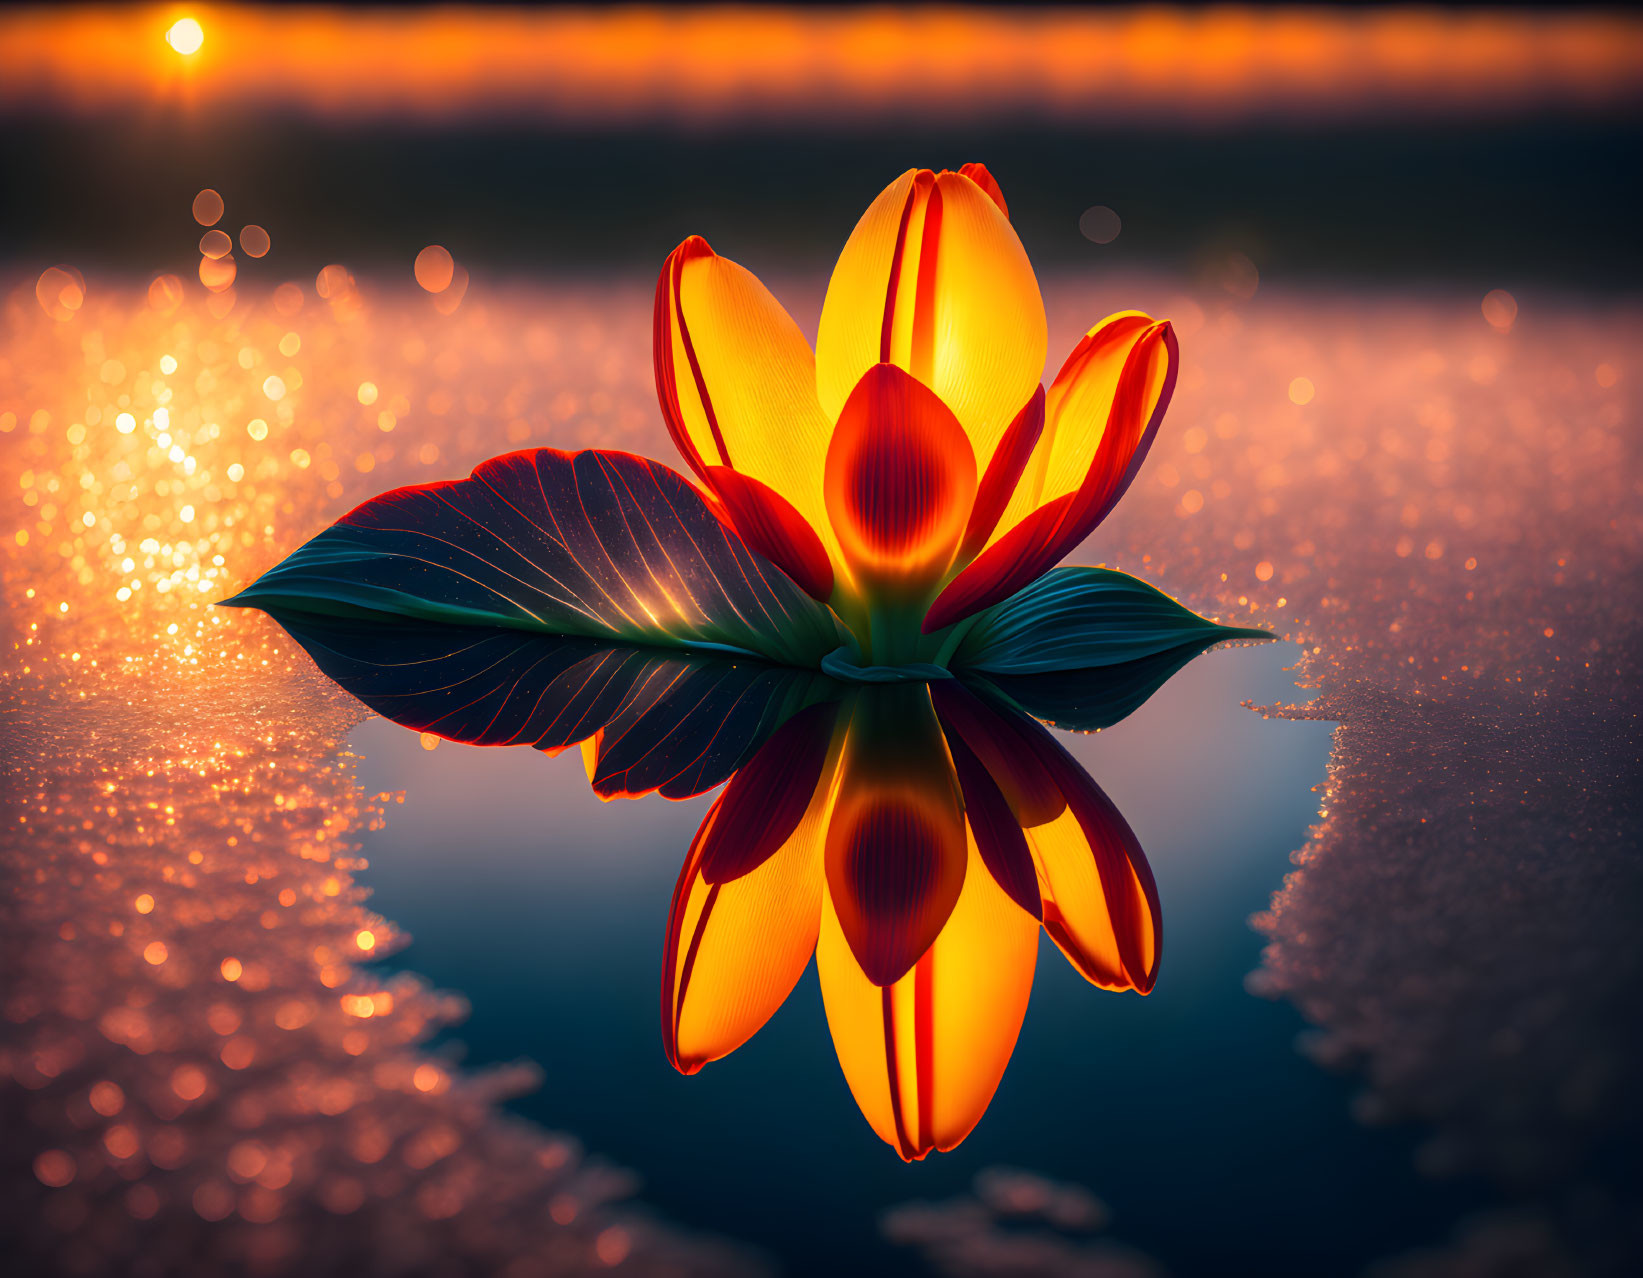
[
  {"xmin": 221, "ymin": 448, "xmax": 848, "ymax": 667},
  {"xmin": 951, "ymin": 565, "xmax": 1270, "ymax": 675},
  {"xmin": 963, "ymin": 641, "xmax": 1236, "ymax": 733},
  {"xmin": 260, "ymin": 612, "xmax": 837, "ymax": 799}
]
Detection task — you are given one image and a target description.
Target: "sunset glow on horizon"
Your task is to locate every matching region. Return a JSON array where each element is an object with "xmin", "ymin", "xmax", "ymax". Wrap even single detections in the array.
[{"xmin": 3, "ymin": 6, "xmax": 1641, "ymax": 122}]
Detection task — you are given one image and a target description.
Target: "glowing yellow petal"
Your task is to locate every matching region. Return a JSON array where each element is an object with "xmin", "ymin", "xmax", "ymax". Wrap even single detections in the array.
[
  {"xmin": 663, "ymin": 741, "xmax": 843, "ymax": 1072},
  {"xmin": 818, "ymin": 831, "xmax": 1038, "ymax": 1160},
  {"xmin": 656, "ymin": 237, "xmax": 838, "ymax": 554},
  {"xmin": 1025, "ymin": 804, "xmax": 1158, "ymax": 993},
  {"xmin": 816, "ymin": 168, "xmax": 1047, "ymax": 472}
]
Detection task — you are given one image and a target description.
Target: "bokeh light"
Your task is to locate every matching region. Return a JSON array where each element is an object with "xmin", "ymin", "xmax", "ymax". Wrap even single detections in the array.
[
  {"xmin": 414, "ymin": 245, "xmax": 455, "ymax": 293},
  {"xmin": 1208, "ymin": 251, "xmax": 1260, "ymax": 300},
  {"xmin": 1079, "ymin": 205, "xmax": 1122, "ymax": 245},
  {"xmin": 315, "ymin": 263, "xmax": 355, "ymax": 300},
  {"xmin": 239, "ymin": 223, "xmax": 271, "ymax": 257},
  {"xmin": 147, "ymin": 272, "xmax": 185, "ymax": 314},
  {"xmin": 432, "ymin": 264, "xmax": 469, "ymax": 315},
  {"xmin": 1482, "ymin": 288, "xmax": 1518, "ymax": 332},
  {"xmin": 198, "ymin": 253, "xmax": 236, "ymax": 292},
  {"xmin": 273, "ymin": 281, "xmax": 303, "ymax": 315},
  {"xmin": 34, "ymin": 265, "xmax": 85, "ymax": 321},
  {"xmin": 191, "ymin": 188, "xmax": 223, "ymax": 227}
]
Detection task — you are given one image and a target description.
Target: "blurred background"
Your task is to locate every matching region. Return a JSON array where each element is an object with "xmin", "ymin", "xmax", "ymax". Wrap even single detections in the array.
[{"xmin": 2, "ymin": 2, "xmax": 1640, "ymax": 289}]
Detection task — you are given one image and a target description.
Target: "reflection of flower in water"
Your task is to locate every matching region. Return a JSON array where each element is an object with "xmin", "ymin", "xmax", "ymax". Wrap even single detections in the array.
[
  {"xmin": 884, "ymin": 1166, "xmax": 1164, "ymax": 1278},
  {"xmin": 236, "ymin": 615, "xmax": 1201, "ymax": 1164},
  {"xmin": 662, "ymin": 681, "xmax": 1161, "ymax": 1161}
]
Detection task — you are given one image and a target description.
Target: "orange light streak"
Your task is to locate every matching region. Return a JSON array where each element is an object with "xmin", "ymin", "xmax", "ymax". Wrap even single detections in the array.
[{"xmin": 0, "ymin": 6, "xmax": 1639, "ymax": 123}]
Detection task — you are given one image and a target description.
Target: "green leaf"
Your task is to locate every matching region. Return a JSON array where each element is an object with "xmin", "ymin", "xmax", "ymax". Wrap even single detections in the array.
[
  {"xmin": 221, "ymin": 448, "xmax": 849, "ymax": 668},
  {"xmin": 951, "ymin": 565, "xmax": 1270, "ymax": 675},
  {"xmin": 964, "ymin": 644, "xmax": 1232, "ymax": 733},
  {"xmin": 256, "ymin": 611, "xmax": 837, "ymax": 799}
]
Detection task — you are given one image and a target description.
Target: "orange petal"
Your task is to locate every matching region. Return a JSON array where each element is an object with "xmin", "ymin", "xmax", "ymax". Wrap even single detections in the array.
[
  {"xmin": 922, "ymin": 495, "xmax": 1072, "ymax": 634},
  {"xmin": 654, "ymin": 235, "xmax": 837, "ymax": 553},
  {"xmin": 705, "ymin": 466, "xmax": 835, "ymax": 600},
  {"xmin": 816, "ymin": 168, "xmax": 1046, "ymax": 473},
  {"xmin": 824, "ymin": 363, "xmax": 976, "ymax": 599},
  {"xmin": 818, "ymin": 830, "xmax": 1038, "ymax": 1160},
  {"xmin": 1028, "ymin": 808, "xmax": 1158, "ymax": 994},
  {"xmin": 1027, "ymin": 313, "xmax": 1177, "ymax": 522},
  {"xmin": 697, "ymin": 700, "xmax": 841, "ymax": 884},
  {"xmin": 1017, "ymin": 724, "xmax": 1159, "ymax": 993},
  {"xmin": 934, "ymin": 683, "xmax": 1157, "ymax": 991},
  {"xmin": 926, "ymin": 316, "xmax": 1178, "ymax": 631},
  {"xmin": 661, "ymin": 726, "xmax": 844, "ymax": 1074}
]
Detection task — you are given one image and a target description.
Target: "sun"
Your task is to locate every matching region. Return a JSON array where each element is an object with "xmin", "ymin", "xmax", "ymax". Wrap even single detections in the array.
[{"xmin": 165, "ymin": 17, "xmax": 204, "ymax": 56}]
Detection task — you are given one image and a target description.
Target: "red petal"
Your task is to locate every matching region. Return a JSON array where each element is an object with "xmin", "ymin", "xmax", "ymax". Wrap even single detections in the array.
[
  {"xmin": 697, "ymin": 701, "xmax": 840, "ymax": 884},
  {"xmin": 922, "ymin": 494, "xmax": 1072, "ymax": 634},
  {"xmin": 930, "ymin": 681, "xmax": 1066, "ymax": 828},
  {"xmin": 957, "ymin": 162, "xmax": 1009, "ymax": 218},
  {"xmin": 1011, "ymin": 718, "xmax": 1160, "ymax": 993},
  {"xmin": 824, "ymin": 364, "xmax": 976, "ymax": 595},
  {"xmin": 1057, "ymin": 318, "xmax": 1180, "ymax": 535},
  {"xmin": 945, "ymin": 728, "xmax": 1041, "ymax": 920},
  {"xmin": 958, "ymin": 386, "xmax": 1044, "ymax": 565},
  {"xmin": 653, "ymin": 235, "xmax": 722, "ymax": 480},
  {"xmin": 705, "ymin": 466, "xmax": 835, "ymax": 601},
  {"xmin": 923, "ymin": 321, "xmax": 1177, "ymax": 632},
  {"xmin": 825, "ymin": 786, "xmax": 967, "ymax": 987},
  {"xmin": 823, "ymin": 687, "xmax": 968, "ymax": 986}
]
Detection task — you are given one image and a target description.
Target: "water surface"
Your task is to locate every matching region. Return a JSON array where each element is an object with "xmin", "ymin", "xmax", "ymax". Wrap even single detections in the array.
[{"xmin": 350, "ymin": 642, "xmax": 1477, "ymax": 1276}]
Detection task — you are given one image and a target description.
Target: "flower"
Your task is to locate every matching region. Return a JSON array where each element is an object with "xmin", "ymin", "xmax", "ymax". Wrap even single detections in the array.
[
  {"xmin": 224, "ymin": 162, "xmax": 1266, "ymax": 1162},
  {"xmin": 230, "ymin": 164, "xmax": 1222, "ymax": 685},
  {"xmin": 654, "ymin": 163, "xmax": 1177, "ymax": 666},
  {"xmin": 662, "ymin": 680, "xmax": 1158, "ymax": 1161}
]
